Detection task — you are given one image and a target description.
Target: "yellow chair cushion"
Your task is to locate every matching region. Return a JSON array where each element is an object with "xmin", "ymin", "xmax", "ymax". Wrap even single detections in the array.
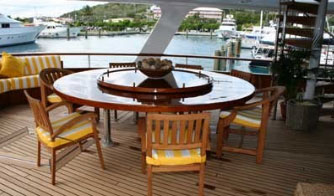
[
  {"xmin": 0, "ymin": 52, "xmax": 26, "ymax": 78},
  {"xmin": 9, "ymin": 75, "xmax": 40, "ymax": 90},
  {"xmin": 146, "ymin": 148, "xmax": 206, "ymax": 166},
  {"xmin": 220, "ymin": 107, "xmax": 262, "ymax": 129},
  {"xmin": 36, "ymin": 112, "xmax": 93, "ymax": 148},
  {"xmin": 47, "ymin": 93, "xmax": 62, "ymax": 103}
]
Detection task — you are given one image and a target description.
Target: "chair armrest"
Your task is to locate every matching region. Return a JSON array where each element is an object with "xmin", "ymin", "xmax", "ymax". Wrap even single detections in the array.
[
  {"xmin": 51, "ymin": 113, "xmax": 97, "ymax": 140},
  {"xmin": 45, "ymin": 101, "xmax": 73, "ymax": 113},
  {"xmin": 233, "ymin": 100, "xmax": 267, "ymax": 111}
]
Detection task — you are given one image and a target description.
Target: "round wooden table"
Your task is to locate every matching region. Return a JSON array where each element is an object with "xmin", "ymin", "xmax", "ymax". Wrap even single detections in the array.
[{"xmin": 54, "ymin": 68, "xmax": 255, "ymax": 146}]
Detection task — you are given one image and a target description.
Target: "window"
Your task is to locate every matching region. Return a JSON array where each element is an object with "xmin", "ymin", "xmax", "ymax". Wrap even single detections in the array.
[{"xmin": 1, "ymin": 23, "xmax": 10, "ymax": 28}]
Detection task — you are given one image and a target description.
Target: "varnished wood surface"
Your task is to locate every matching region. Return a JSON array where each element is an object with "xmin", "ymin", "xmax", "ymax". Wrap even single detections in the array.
[
  {"xmin": 54, "ymin": 69, "xmax": 255, "ymax": 112},
  {"xmin": 0, "ymin": 104, "xmax": 333, "ymax": 195}
]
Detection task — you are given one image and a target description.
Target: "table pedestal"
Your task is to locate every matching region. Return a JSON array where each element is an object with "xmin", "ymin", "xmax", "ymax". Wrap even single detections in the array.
[{"xmin": 102, "ymin": 109, "xmax": 114, "ymax": 147}]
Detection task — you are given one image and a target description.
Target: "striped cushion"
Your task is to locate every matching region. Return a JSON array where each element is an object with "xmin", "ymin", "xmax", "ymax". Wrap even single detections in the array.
[
  {"xmin": 220, "ymin": 107, "xmax": 262, "ymax": 129},
  {"xmin": 151, "ymin": 129, "xmax": 192, "ymax": 144},
  {"xmin": 22, "ymin": 56, "xmax": 62, "ymax": 76},
  {"xmin": 146, "ymin": 148, "xmax": 206, "ymax": 166},
  {"xmin": 9, "ymin": 75, "xmax": 40, "ymax": 90},
  {"xmin": 36, "ymin": 112, "xmax": 93, "ymax": 148},
  {"xmin": 0, "ymin": 78, "xmax": 12, "ymax": 93},
  {"xmin": 47, "ymin": 93, "xmax": 62, "ymax": 103}
]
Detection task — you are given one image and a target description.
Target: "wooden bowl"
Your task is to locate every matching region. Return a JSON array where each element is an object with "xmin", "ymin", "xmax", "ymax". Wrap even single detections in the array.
[{"xmin": 139, "ymin": 67, "xmax": 173, "ymax": 78}]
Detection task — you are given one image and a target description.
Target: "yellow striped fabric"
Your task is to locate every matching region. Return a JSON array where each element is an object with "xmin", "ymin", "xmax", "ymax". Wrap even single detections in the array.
[
  {"xmin": 146, "ymin": 148, "xmax": 206, "ymax": 165},
  {"xmin": 220, "ymin": 107, "xmax": 262, "ymax": 129},
  {"xmin": 47, "ymin": 93, "xmax": 62, "ymax": 103},
  {"xmin": 9, "ymin": 75, "xmax": 40, "ymax": 90},
  {"xmin": 23, "ymin": 56, "xmax": 62, "ymax": 76},
  {"xmin": 151, "ymin": 129, "xmax": 192, "ymax": 144},
  {"xmin": 0, "ymin": 79, "xmax": 12, "ymax": 93},
  {"xmin": 36, "ymin": 112, "xmax": 93, "ymax": 148}
]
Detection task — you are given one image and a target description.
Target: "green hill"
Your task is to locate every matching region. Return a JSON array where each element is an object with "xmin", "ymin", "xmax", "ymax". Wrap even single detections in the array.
[{"xmin": 61, "ymin": 3, "xmax": 150, "ymax": 21}]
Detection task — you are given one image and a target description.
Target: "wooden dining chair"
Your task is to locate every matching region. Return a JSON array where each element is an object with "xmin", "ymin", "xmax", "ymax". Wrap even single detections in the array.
[
  {"xmin": 216, "ymin": 86, "xmax": 285, "ymax": 163},
  {"xmin": 24, "ymin": 90, "xmax": 105, "ymax": 185},
  {"xmin": 175, "ymin": 63, "xmax": 203, "ymax": 70},
  {"xmin": 108, "ymin": 62, "xmax": 137, "ymax": 120},
  {"xmin": 40, "ymin": 68, "xmax": 73, "ymax": 109},
  {"xmin": 143, "ymin": 113, "xmax": 211, "ymax": 196},
  {"xmin": 39, "ymin": 68, "xmax": 100, "ymax": 120},
  {"xmin": 230, "ymin": 69, "xmax": 252, "ymax": 82}
]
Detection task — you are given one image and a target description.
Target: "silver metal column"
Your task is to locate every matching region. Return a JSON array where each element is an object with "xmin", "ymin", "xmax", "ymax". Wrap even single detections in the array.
[{"xmin": 102, "ymin": 109, "xmax": 113, "ymax": 147}]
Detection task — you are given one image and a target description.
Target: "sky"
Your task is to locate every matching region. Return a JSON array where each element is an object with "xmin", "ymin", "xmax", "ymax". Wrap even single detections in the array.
[{"xmin": 0, "ymin": 0, "xmax": 107, "ymax": 18}]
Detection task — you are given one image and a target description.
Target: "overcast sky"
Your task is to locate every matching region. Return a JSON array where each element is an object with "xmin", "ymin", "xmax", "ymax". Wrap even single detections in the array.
[{"xmin": 0, "ymin": 0, "xmax": 107, "ymax": 18}]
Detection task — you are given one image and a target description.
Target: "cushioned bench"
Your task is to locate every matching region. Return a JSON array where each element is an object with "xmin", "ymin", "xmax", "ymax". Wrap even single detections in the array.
[{"xmin": 0, "ymin": 55, "xmax": 62, "ymax": 107}]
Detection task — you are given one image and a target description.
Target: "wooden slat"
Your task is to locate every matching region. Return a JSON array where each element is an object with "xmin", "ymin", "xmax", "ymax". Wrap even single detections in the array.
[
  {"xmin": 281, "ymin": 27, "xmax": 314, "ymax": 38},
  {"xmin": 285, "ymin": 38, "xmax": 313, "ymax": 48},
  {"xmin": 281, "ymin": 2, "xmax": 319, "ymax": 15},
  {"xmin": 278, "ymin": 15, "xmax": 316, "ymax": 26}
]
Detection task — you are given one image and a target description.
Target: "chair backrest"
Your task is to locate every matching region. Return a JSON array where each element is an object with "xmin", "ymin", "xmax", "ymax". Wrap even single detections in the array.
[
  {"xmin": 231, "ymin": 69, "xmax": 252, "ymax": 82},
  {"xmin": 175, "ymin": 63, "xmax": 203, "ymax": 70},
  {"xmin": 109, "ymin": 62, "xmax": 136, "ymax": 68},
  {"xmin": 24, "ymin": 90, "xmax": 53, "ymax": 134},
  {"xmin": 39, "ymin": 68, "xmax": 73, "ymax": 86},
  {"xmin": 146, "ymin": 113, "xmax": 210, "ymax": 158}
]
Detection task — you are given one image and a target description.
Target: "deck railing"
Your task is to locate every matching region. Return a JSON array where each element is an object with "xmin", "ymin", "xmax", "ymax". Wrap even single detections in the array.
[{"xmin": 3, "ymin": 52, "xmax": 273, "ymax": 73}]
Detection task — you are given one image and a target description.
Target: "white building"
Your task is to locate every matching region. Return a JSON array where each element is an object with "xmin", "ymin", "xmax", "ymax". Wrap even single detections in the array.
[{"xmin": 150, "ymin": 6, "xmax": 222, "ymax": 22}]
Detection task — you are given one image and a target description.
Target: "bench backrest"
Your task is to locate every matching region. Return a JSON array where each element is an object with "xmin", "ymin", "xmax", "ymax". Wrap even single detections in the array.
[{"xmin": 21, "ymin": 56, "xmax": 62, "ymax": 76}]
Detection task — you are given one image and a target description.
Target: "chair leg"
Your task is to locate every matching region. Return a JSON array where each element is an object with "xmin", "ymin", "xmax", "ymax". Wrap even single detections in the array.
[
  {"xmin": 141, "ymin": 152, "xmax": 146, "ymax": 174},
  {"xmin": 37, "ymin": 140, "xmax": 41, "ymax": 167},
  {"xmin": 198, "ymin": 163, "xmax": 205, "ymax": 196},
  {"xmin": 114, "ymin": 110, "xmax": 118, "ymax": 121},
  {"xmin": 216, "ymin": 120, "xmax": 225, "ymax": 158},
  {"xmin": 147, "ymin": 165, "xmax": 153, "ymax": 196},
  {"xmin": 51, "ymin": 149, "xmax": 56, "ymax": 185},
  {"xmin": 256, "ymin": 128, "xmax": 266, "ymax": 164},
  {"xmin": 94, "ymin": 135, "xmax": 105, "ymax": 170},
  {"xmin": 94, "ymin": 107, "xmax": 100, "ymax": 122}
]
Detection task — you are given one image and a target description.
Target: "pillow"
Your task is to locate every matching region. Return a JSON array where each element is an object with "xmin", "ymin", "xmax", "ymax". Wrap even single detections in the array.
[{"xmin": 0, "ymin": 52, "xmax": 25, "ymax": 77}]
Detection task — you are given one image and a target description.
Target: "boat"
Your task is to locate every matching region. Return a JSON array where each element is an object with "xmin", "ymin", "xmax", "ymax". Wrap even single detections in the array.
[
  {"xmin": 34, "ymin": 19, "xmax": 81, "ymax": 38},
  {"xmin": 216, "ymin": 15, "xmax": 238, "ymax": 40},
  {"xmin": 0, "ymin": 14, "xmax": 44, "ymax": 47},
  {"xmin": 241, "ymin": 26, "xmax": 276, "ymax": 49},
  {"xmin": 251, "ymin": 44, "xmax": 275, "ymax": 61}
]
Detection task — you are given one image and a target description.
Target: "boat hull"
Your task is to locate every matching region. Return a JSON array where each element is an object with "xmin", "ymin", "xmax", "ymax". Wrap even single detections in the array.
[
  {"xmin": 0, "ymin": 26, "xmax": 44, "ymax": 47},
  {"xmin": 39, "ymin": 27, "xmax": 82, "ymax": 38}
]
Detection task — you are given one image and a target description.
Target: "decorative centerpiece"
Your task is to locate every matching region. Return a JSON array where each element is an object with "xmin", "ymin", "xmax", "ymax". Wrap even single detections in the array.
[{"xmin": 138, "ymin": 58, "xmax": 173, "ymax": 78}]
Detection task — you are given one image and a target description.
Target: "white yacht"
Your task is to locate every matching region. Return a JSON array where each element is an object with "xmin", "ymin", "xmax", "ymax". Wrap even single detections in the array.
[
  {"xmin": 35, "ymin": 20, "xmax": 81, "ymax": 38},
  {"xmin": 0, "ymin": 14, "xmax": 44, "ymax": 47},
  {"xmin": 241, "ymin": 26, "xmax": 276, "ymax": 49},
  {"xmin": 216, "ymin": 15, "xmax": 238, "ymax": 40}
]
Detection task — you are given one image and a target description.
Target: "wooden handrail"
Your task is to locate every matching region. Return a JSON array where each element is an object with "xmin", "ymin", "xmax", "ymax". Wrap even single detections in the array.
[{"xmin": 0, "ymin": 52, "xmax": 273, "ymax": 62}]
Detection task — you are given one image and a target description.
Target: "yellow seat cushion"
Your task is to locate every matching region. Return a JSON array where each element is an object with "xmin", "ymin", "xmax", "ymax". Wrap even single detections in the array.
[
  {"xmin": 36, "ymin": 112, "xmax": 93, "ymax": 148},
  {"xmin": 0, "ymin": 52, "xmax": 26, "ymax": 77},
  {"xmin": 146, "ymin": 148, "xmax": 206, "ymax": 166},
  {"xmin": 9, "ymin": 75, "xmax": 40, "ymax": 90},
  {"xmin": 0, "ymin": 78, "xmax": 11, "ymax": 94},
  {"xmin": 47, "ymin": 93, "xmax": 62, "ymax": 103},
  {"xmin": 220, "ymin": 107, "xmax": 262, "ymax": 129}
]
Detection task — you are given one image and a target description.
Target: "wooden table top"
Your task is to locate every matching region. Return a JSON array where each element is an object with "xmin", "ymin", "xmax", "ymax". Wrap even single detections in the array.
[{"xmin": 54, "ymin": 68, "xmax": 255, "ymax": 112}]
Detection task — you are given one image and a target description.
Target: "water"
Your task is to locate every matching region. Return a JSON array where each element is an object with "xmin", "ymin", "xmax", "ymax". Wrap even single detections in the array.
[{"xmin": 0, "ymin": 34, "xmax": 267, "ymax": 73}]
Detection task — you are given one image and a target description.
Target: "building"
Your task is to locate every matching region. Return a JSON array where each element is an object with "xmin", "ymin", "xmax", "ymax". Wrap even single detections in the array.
[{"xmin": 150, "ymin": 6, "xmax": 222, "ymax": 21}]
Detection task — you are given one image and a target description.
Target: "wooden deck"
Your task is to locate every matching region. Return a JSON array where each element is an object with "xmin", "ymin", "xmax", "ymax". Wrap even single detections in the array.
[{"xmin": 0, "ymin": 104, "xmax": 333, "ymax": 196}]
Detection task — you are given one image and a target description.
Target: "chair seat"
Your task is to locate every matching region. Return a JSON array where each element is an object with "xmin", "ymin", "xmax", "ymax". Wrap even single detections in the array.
[
  {"xmin": 220, "ymin": 107, "xmax": 262, "ymax": 129},
  {"xmin": 47, "ymin": 93, "xmax": 62, "ymax": 103},
  {"xmin": 36, "ymin": 112, "xmax": 93, "ymax": 148},
  {"xmin": 146, "ymin": 148, "xmax": 206, "ymax": 166}
]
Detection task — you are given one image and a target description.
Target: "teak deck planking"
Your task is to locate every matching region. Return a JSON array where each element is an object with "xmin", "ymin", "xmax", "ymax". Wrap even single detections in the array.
[{"xmin": 0, "ymin": 104, "xmax": 333, "ymax": 196}]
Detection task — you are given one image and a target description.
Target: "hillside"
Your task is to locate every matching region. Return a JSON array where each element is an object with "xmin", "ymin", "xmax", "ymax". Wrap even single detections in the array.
[{"xmin": 61, "ymin": 3, "xmax": 150, "ymax": 20}]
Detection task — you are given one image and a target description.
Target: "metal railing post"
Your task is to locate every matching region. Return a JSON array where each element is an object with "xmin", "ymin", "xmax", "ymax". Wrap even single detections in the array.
[{"xmin": 88, "ymin": 55, "xmax": 91, "ymax": 68}]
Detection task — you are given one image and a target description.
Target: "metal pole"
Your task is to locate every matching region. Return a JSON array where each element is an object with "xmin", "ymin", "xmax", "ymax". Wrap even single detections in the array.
[
  {"xmin": 304, "ymin": 0, "xmax": 328, "ymax": 100},
  {"xmin": 102, "ymin": 109, "xmax": 113, "ymax": 147}
]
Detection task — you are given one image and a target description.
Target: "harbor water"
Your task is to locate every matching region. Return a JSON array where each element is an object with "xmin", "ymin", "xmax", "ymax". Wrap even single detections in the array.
[{"xmin": 0, "ymin": 34, "xmax": 269, "ymax": 74}]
